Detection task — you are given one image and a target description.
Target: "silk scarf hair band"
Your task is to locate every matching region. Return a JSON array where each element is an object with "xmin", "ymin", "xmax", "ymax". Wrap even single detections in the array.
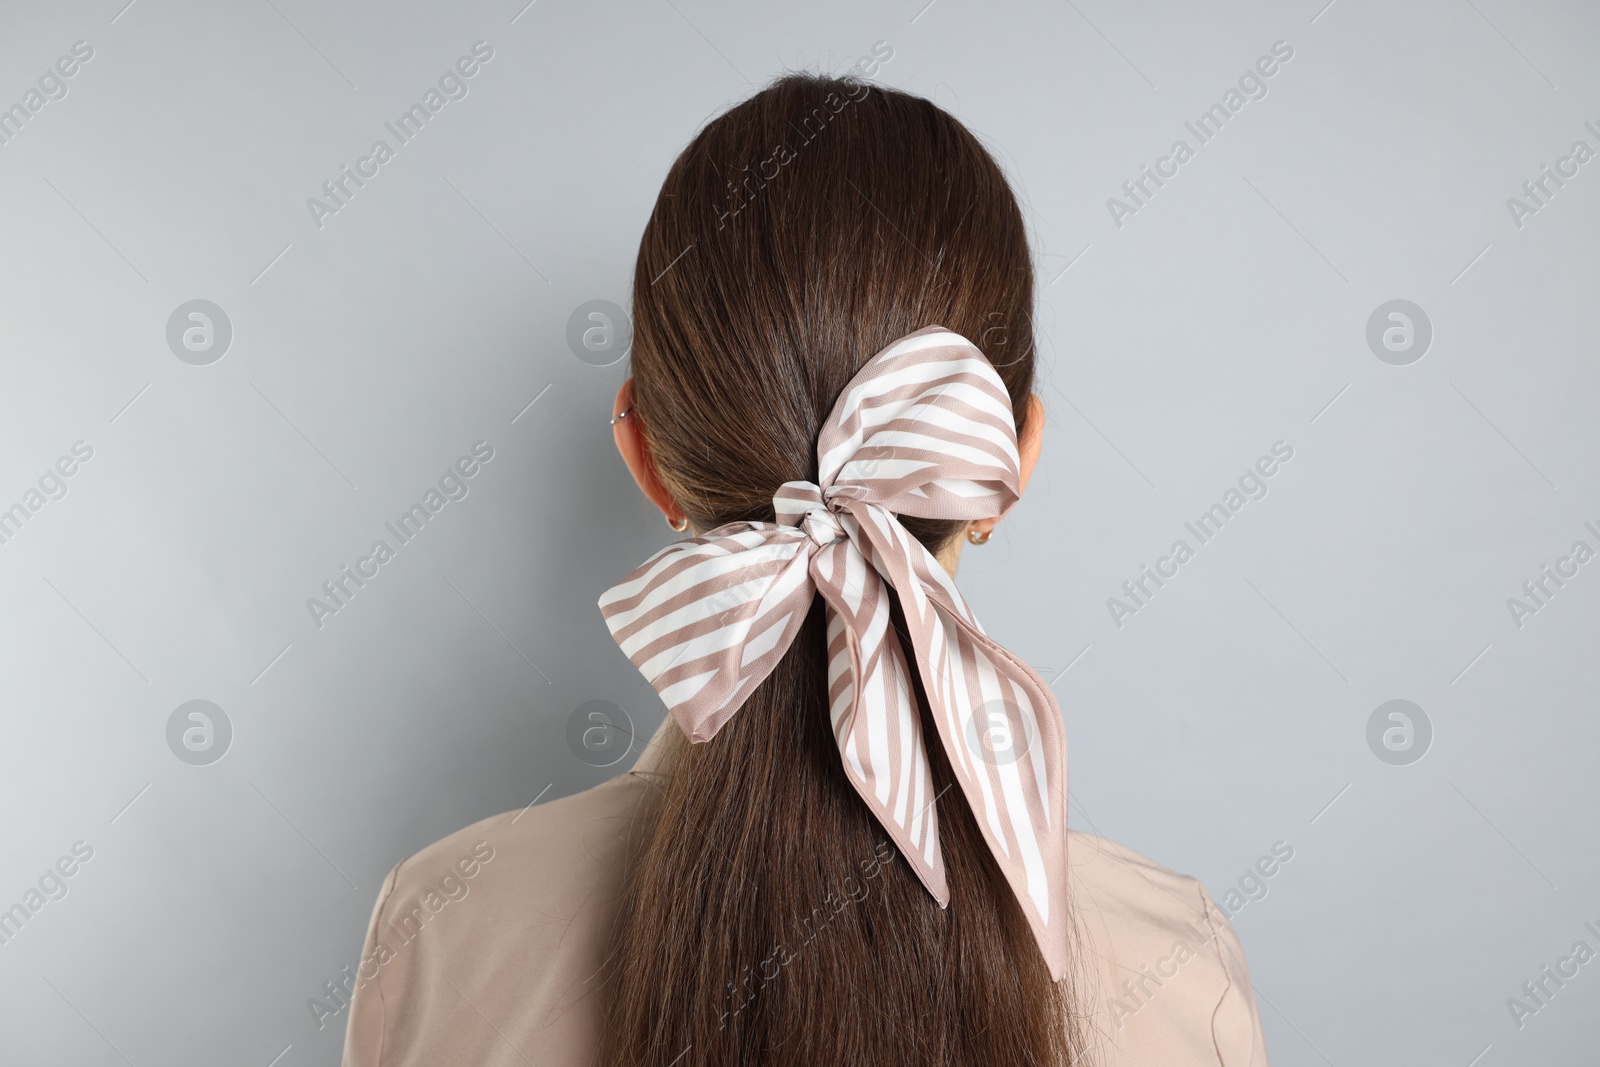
[{"xmin": 597, "ymin": 325, "xmax": 1069, "ymax": 980}]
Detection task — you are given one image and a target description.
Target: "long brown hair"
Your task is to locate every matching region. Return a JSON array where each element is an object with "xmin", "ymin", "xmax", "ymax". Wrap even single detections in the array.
[{"xmin": 599, "ymin": 72, "xmax": 1079, "ymax": 1066}]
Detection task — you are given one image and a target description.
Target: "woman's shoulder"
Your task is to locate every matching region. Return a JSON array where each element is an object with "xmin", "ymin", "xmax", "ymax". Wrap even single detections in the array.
[
  {"xmin": 372, "ymin": 767, "xmax": 658, "ymax": 940},
  {"xmin": 340, "ymin": 770, "xmax": 660, "ymax": 1067},
  {"xmin": 1066, "ymin": 830, "xmax": 1270, "ymax": 1066},
  {"xmin": 388, "ymin": 767, "xmax": 658, "ymax": 892},
  {"xmin": 341, "ymin": 737, "xmax": 1269, "ymax": 1067}
]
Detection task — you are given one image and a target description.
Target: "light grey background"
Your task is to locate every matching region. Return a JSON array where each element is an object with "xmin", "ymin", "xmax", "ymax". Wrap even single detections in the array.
[{"xmin": 2, "ymin": 0, "xmax": 1596, "ymax": 1062}]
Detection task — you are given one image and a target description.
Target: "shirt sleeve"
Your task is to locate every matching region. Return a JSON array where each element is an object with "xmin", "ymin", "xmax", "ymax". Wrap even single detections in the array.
[
  {"xmin": 1197, "ymin": 884, "xmax": 1271, "ymax": 1066},
  {"xmin": 341, "ymin": 860, "xmax": 404, "ymax": 1067}
]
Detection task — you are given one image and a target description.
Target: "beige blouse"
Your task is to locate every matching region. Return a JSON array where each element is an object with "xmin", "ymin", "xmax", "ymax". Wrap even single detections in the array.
[{"xmin": 341, "ymin": 717, "xmax": 1271, "ymax": 1066}]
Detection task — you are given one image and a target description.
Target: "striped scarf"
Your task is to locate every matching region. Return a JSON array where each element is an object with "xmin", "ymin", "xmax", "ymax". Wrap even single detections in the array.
[{"xmin": 597, "ymin": 325, "xmax": 1069, "ymax": 979}]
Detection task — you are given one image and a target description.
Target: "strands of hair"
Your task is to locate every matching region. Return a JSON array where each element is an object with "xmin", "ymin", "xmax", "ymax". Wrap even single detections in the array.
[{"xmin": 597, "ymin": 72, "xmax": 1081, "ymax": 1066}]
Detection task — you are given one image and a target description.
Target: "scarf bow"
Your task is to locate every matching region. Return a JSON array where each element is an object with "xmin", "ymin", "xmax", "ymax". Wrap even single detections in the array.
[{"xmin": 598, "ymin": 326, "xmax": 1069, "ymax": 979}]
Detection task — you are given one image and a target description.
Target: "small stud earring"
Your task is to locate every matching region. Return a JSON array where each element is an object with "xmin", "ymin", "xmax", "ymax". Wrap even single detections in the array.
[
  {"xmin": 609, "ymin": 406, "xmax": 633, "ymax": 426},
  {"xmin": 667, "ymin": 514, "xmax": 689, "ymax": 533},
  {"xmin": 966, "ymin": 526, "xmax": 992, "ymax": 545}
]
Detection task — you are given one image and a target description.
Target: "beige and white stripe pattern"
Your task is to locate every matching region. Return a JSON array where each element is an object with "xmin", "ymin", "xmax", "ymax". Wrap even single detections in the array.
[{"xmin": 597, "ymin": 326, "xmax": 1070, "ymax": 980}]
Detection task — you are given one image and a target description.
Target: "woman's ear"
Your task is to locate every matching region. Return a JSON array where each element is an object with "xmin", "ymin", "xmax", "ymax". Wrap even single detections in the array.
[
  {"xmin": 612, "ymin": 379, "xmax": 686, "ymax": 525},
  {"xmin": 966, "ymin": 392, "xmax": 1045, "ymax": 540},
  {"xmin": 1016, "ymin": 392, "xmax": 1045, "ymax": 495}
]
